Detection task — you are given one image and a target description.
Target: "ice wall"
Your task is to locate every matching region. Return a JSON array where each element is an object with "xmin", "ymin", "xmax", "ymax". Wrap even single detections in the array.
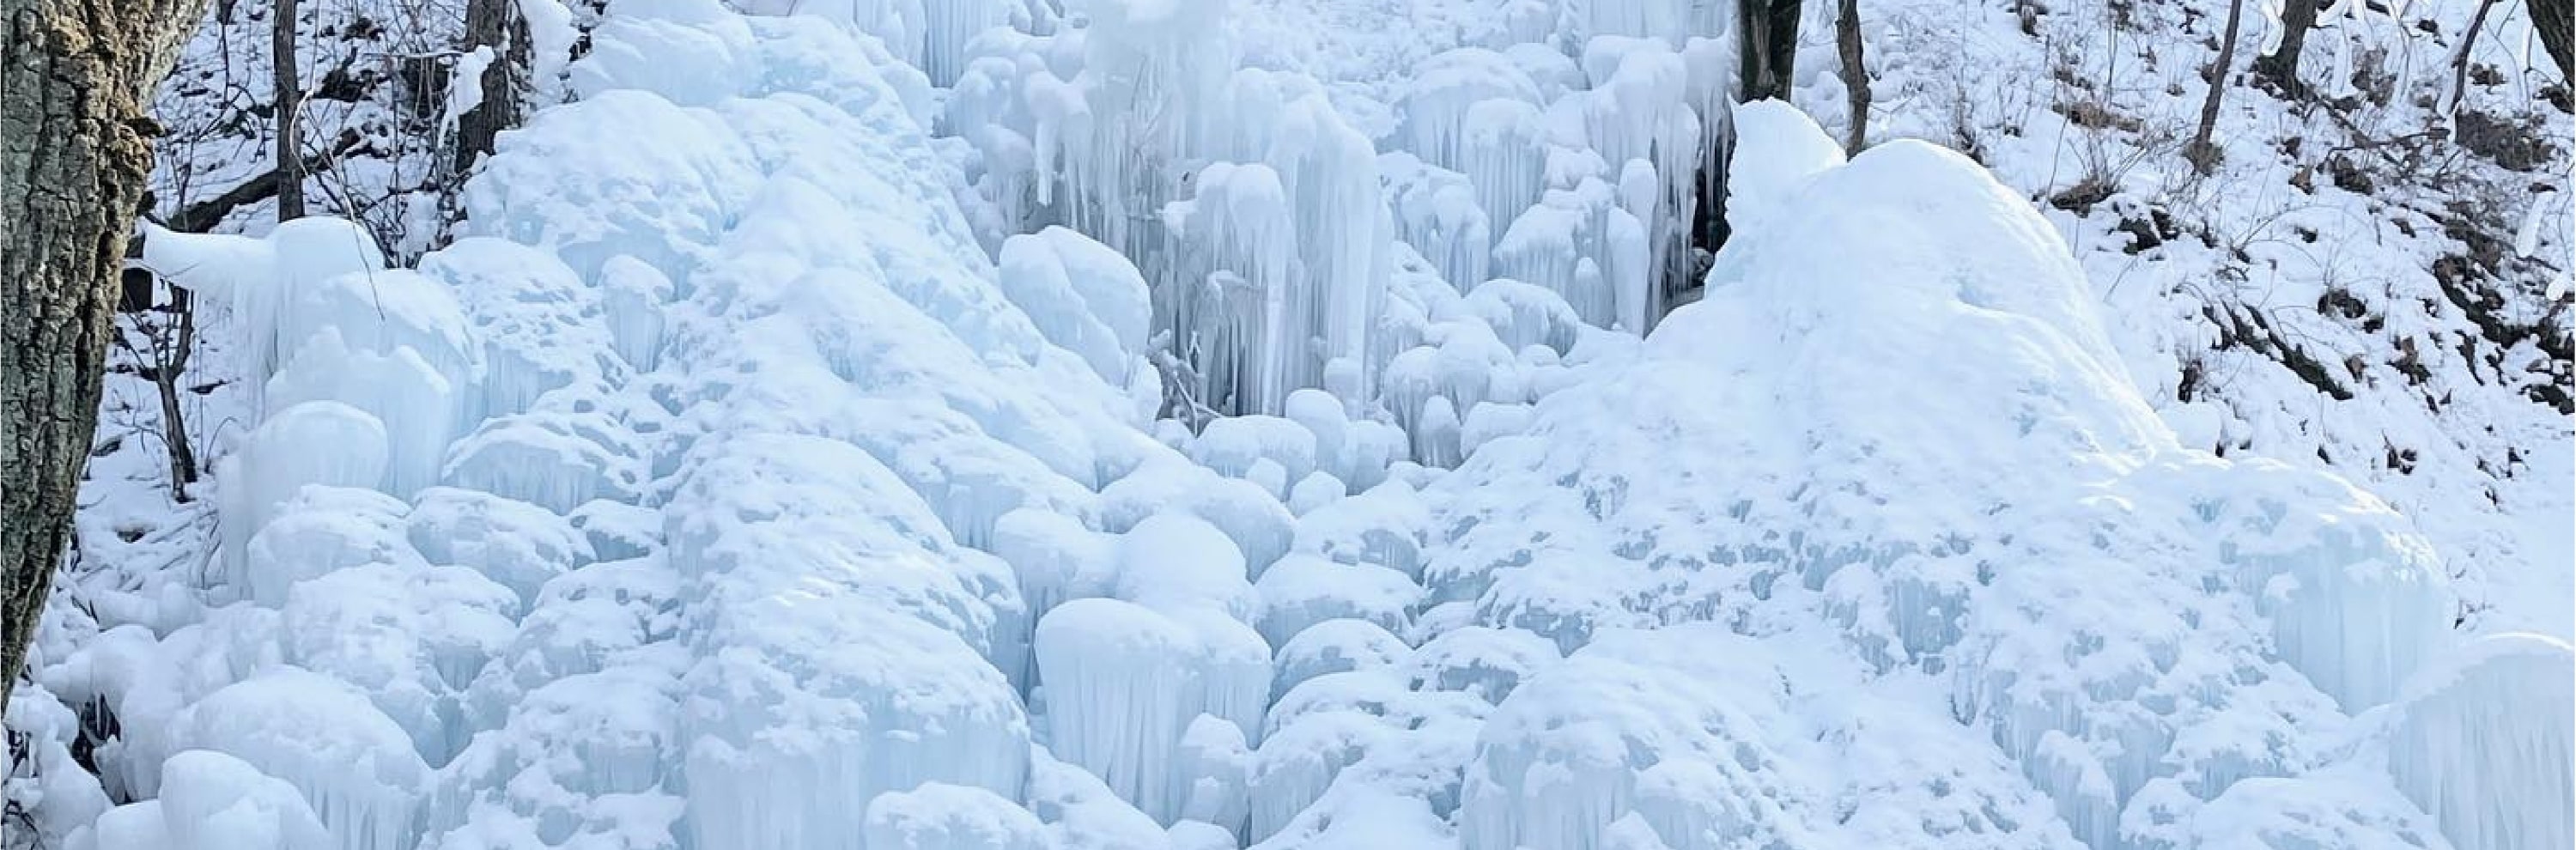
[
  {"xmin": 2384, "ymin": 634, "xmax": 2574, "ymax": 850},
  {"xmin": 942, "ymin": 0, "xmax": 1397, "ymax": 416}
]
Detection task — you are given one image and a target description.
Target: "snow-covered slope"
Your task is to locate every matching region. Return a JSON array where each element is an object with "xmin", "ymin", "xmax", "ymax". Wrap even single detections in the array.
[{"xmin": 5, "ymin": 0, "xmax": 2567, "ymax": 849}]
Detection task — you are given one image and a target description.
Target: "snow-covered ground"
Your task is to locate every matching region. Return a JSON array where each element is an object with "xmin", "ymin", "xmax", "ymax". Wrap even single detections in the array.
[{"xmin": 6, "ymin": 0, "xmax": 2567, "ymax": 849}]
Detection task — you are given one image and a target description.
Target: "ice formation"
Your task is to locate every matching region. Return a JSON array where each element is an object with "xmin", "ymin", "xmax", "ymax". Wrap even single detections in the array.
[
  {"xmin": 46, "ymin": 3, "xmax": 2566, "ymax": 850},
  {"xmin": 2383, "ymin": 633, "xmax": 2574, "ymax": 850},
  {"xmin": 944, "ymin": 0, "xmax": 1399, "ymax": 416},
  {"xmin": 1413, "ymin": 103, "xmax": 2482, "ymax": 850}
]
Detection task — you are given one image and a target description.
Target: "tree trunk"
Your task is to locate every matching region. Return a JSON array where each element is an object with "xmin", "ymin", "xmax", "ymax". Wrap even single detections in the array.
[
  {"xmin": 2252, "ymin": 0, "xmax": 2314, "ymax": 96},
  {"xmin": 1737, "ymin": 0, "xmax": 1805, "ymax": 103},
  {"xmin": 457, "ymin": 0, "xmax": 531, "ymax": 172},
  {"xmin": 1835, "ymin": 0, "xmax": 1868, "ymax": 152},
  {"xmin": 2189, "ymin": 0, "xmax": 2247, "ymax": 173},
  {"xmin": 1, "ymin": 0, "xmax": 212, "ymax": 705},
  {"xmin": 2536, "ymin": 0, "xmax": 2573, "ymax": 82},
  {"xmin": 270, "ymin": 0, "xmax": 302, "ymax": 220}
]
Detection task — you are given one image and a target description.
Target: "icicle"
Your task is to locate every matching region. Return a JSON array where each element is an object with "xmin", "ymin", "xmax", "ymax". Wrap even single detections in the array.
[
  {"xmin": 1401, "ymin": 49, "xmax": 1544, "ymax": 174},
  {"xmin": 1461, "ymin": 99, "xmax": 1551, "ymax": 252},
  {"xmin": 265, "ymin": 331, "xmax": 456, "ymax": 500},
  {"xmin": 920, "ymin": 0, "xmax": 1015, "ymax": 87},
  {"xmin": 1036, "ymin": 598, "xmax": 1224, "ymax": 824},
  {"xmin": 1383, "ymin": 153, "xmax": 1495, "ymax": 294},
  {"xmin": 2385, "ymin": 634, "xmax": 2575, "ymax": 850}
]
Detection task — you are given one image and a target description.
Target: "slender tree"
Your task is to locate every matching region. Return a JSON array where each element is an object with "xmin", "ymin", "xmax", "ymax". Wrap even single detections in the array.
[
  {"xmin": 2190, "ymin": 0, "xmax": 2249, "ymax": 173},
  {"xmin": 1, "ymin": 0, "xmax": 216, "ymax": 705},
  {"xmin": 272, "ymin": 0, "xmax": 305, "ymax": 219},
  {"xmin": 2445, "ymin": 0, "xmax": 2502, "ymax": 112},
  {"xmin": 1835, "ymin": 0, "xmax": 1869, "ymax": 152}
]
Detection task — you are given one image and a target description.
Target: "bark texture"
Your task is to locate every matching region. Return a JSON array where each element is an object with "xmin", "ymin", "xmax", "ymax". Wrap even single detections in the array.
[
  {"xmin": 457, "ymin": 0, "xmax": 531, "ymax": 172},
  {"xmin": 271, "ymin": 0, "xmax": 304, "ymax": 220},
  {"xmin": 1738, "ymin": 0, "xmax": 1806, "ymax": 103},
  {"xmin": 0, "ymin": 0, "xmax": 210, "ymax": 705},
  {"xmin": 2537, "ymin": 0, "xmax": 2573, "ymax": 82}
]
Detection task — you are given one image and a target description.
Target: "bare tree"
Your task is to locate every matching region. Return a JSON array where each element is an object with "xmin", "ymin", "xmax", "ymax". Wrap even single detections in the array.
[
  {"xmin": 2, "ymin": 0, "xmax": 216, "ymax": 705},
  {"xmin": 272, "ymin": 0, "xmax": 306, "ymax": 219},
  {"xmin": 2190, "ymin": 0, "xmax": 2249, "ymax": 173},
  {"xmin": 2445, "ymin": 0, "xmax": 2503, "ymax": 113},
  {"xmin": 1835, "ymin": 0, "xmax": 1869, "ymax": 152},
  {"xmin": 112, "ymin": 269, "xmax": 202, "ymax": 502},
  {"xmin": 2252, "ymin": 0, "xmax": 2315, "ymax": 96}
]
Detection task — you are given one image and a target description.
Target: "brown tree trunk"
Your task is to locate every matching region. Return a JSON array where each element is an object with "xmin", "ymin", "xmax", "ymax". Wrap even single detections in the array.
[
  {"xmin": 2252, "ymin": 0, "xmax": 2314, "ymax": 95},
  {"xmin": 0, "ymin": 0, "xmax": 210, "ymax": 705},
  {"xmin": 270, "ymin": 0, "xmax": 303, "ymax": 220},
  {"xmin": 149, "ymin": 288, "xmax": 197, "ymax": 501},
  {"xmin": 2189, "ymin": 0, "xmax": 2247, "ymax": 173},
  {"xmin": 2536, "ymin": 0, "xmax": 2573, "ymax": 82},
  {"xmin": 1835, "ymin": 0, "xmax": 1868, "ymax": 152}
]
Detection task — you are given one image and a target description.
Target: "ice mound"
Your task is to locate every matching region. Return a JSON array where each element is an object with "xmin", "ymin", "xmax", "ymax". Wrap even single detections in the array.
[
  {"xmin": 1411, "ymin": 104, "xmax": 2466, "ymax": 849},
  {"xmin": 1458, "ymin": 627, "xmax": 2071, "ymax": 850}
]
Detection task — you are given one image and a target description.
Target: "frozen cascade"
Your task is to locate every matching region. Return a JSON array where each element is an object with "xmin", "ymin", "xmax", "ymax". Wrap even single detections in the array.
[
  {"xmin": 85, "ymin": 2, "xmax": 1206, "ymax": 848},
  {"xmin": 2384, "ymin": 634, "xmax": 2574, "ymax": 850},
  {"xmin": 61, "ymin": 2, "xmax": 2561, "ymax": 849},
  {"xmin": 1421, "ymin": 102, "xmax": 2470, "ymax": 850},
  {"xmin": 1458, "ymin": 98, "xmax": 1550, "ymax": 252},
  {"xmin": 946, "ymin": 0, "xmax": 1394, "ymax": 414},
  {"xmin": 1382, "ymin": 154, "xmax": 1494, "ymax": 297},
  {"xmin": 1400, "ymin": 49, "xmax": 1545, "ymax": 179},
  {"xmin": 137, "ymin": 218, "xmax": 417, "ymax": 403},
  {"xmin": 264, "ymin": 331, "xmax": 457, "ymax": 499},
  {"xmin": 1572, "ymin": 38, "xmax": 1701, "ymax": 319}
]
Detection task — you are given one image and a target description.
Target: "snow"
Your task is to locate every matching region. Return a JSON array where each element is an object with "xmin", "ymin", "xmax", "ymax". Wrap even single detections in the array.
[{"xmin": 15, "ymin": 0, "xmax": 2568, "ymax": 848}]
